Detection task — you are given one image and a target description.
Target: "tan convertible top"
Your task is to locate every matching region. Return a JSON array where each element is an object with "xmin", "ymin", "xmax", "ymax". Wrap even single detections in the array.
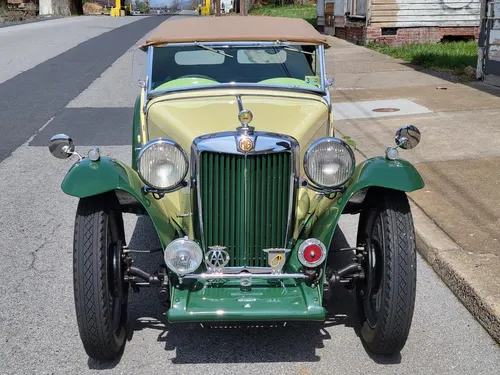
[{"xmin": 141, "ymin": 16, "xmax": 330, "ymax": 49}]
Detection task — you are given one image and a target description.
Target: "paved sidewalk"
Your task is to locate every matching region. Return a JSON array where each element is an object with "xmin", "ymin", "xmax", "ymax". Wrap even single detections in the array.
[{"xmin": 326, "ymin": 36, "xmax": 500, "ymax": 343}]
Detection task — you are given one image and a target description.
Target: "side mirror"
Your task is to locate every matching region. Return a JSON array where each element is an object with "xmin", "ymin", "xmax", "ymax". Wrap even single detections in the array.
[
  {"xmin": 395, "ymin": 125, "xmax": 421, "ymax": 150},
  {"xmin": 48, "ymin": 134, "xmax": 75, "ymax": 159}
]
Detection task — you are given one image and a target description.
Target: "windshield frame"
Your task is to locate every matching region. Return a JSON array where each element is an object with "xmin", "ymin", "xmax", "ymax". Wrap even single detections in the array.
[{"xmin": 145, "ymin": 41, "xmax": 328, "ymax": 98}]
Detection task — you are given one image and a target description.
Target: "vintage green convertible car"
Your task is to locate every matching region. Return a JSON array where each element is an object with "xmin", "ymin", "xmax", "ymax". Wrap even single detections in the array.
[{"xmin": 49, "ymin": 16, "xmax": 424, "ymax": 360}]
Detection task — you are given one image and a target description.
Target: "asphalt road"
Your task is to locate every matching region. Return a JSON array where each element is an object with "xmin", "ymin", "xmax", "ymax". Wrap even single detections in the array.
[{"xmin": 0, "ymin": 15, "xmax": 499, "ymax": 375}]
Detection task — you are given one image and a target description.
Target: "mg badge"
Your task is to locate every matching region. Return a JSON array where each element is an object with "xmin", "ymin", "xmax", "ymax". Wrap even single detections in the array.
[
  {"xmin": 205, "ymin": 246, "xmax": 230, "ymax": 273},
  {"xmin": 239, "ymin": 137, "xmax": 254, "ymax": 152}
]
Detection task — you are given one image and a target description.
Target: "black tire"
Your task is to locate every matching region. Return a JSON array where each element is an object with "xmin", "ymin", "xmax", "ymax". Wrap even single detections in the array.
[
  {"xmin": 356, "ymin": 189, "xmax": 417, "ymax": 355},
  {"xmin": 73, "ymin": 194, "xmax": 128, "ymax": 360}
]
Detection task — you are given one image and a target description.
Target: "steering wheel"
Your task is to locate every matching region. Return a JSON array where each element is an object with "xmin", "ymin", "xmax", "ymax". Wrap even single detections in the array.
[{"xmin": 178, "ymin": 74, "xmax": 218, "ymax": 82}]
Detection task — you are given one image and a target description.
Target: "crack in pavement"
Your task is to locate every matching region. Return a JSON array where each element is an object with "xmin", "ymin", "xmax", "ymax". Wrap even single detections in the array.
[{"xmin": 26, "ymin": 222, "xmax": 63, "ymax": 272}]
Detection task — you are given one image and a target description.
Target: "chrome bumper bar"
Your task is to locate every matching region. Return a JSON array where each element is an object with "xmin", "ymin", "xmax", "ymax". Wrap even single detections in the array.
[
  {"xmin": 182, "ymin": 272, "xmax": 309, "ymax": 280},
  {"xmin": 180, "ymin": 272, "xmax": 309, "ymax": 286}
]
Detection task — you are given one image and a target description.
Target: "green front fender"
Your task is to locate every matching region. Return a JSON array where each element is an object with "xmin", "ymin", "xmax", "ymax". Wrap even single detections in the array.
[
  {"xmin": 61, "ymin": 157, "xmax": 177, "ymax": 247},
  {"xmin": 347, "ymin": 156, "xmax": 424, "ymax": 193},
  {"xmin": 302, "ymin": 156, "xmax": 424, "ymax": 256}
]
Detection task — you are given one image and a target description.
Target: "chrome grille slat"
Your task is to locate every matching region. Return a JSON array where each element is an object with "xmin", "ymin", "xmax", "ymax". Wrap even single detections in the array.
[{"xmin": 198, "ymin": 151, "xmax": 291, "ymax": 267}]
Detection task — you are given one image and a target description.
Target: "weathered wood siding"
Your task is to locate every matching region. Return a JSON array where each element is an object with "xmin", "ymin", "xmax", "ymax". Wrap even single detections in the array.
[
  {"xmin": 334, "ymin": 0, "xmax": 347, "ymax": 26},
  {"xmin": 370, "ymin": 0, "xmax": 481, "ymax": 27},
  {"xmin": 334, "ymin": 0, "xmax": 346, "ymax": 16},
  {"xmin": 333, "ymin": 0, "xmax": 368, "ymax": 16},
  {"xmin": 356, "ymin": 0, "xmax": 367, "ymax": 14}
]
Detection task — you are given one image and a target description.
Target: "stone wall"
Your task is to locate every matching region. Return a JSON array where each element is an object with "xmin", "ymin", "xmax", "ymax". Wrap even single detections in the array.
[
  {"xmin": 334, "ymin": 25, "xmax": 365, "ymax": 45},
  {"xmin": 365, "ymin": 26, "xmax": 480, "ymax": 46},
  {"xmin": 333, "ymin": 25, "xmax": 479, "ymax": 46}
]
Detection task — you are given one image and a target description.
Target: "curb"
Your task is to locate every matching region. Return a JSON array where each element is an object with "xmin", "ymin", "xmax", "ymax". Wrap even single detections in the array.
[
  {"xmin": 410, "ymin": 200, "xmax": 500, "ymax": 344},
  {"xmin": 350, "ymin": 148, "xmax": 500, "ymax": 344},
  {"xmin": 0, "ymin": 16, "xmax": 64, "ymax": 29}
]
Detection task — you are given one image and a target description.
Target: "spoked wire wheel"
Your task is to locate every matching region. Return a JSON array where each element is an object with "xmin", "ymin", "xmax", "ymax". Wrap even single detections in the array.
[{"xmin": 359, "ymin": 238, "xmax": 383, "ymax": 329}]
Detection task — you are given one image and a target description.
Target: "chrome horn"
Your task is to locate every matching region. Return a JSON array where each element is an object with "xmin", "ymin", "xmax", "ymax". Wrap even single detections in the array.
[{"xmin": 48, "ymin": 134, "xmax": 82, "ymax": 160}]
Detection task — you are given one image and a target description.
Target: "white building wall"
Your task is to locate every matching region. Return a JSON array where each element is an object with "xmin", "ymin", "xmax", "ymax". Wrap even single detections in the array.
[
  {"xmin": 370, "ymin": 0, "xmax": 481, "ymax": 27},
  {"xmin": 39, "ymin": 0, "xmax": 73, "ymax": 15}
]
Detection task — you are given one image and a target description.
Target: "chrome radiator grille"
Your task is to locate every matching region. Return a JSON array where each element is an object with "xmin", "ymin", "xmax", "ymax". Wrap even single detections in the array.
[{"xmin": 198, "ymin": 151, "xmax": 292, "ymax": 267}]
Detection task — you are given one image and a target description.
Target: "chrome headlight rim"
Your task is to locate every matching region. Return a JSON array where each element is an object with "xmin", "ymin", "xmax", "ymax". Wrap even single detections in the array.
[
  {"xmin": 164, "ymin": 237, "xmax": 203, "ymax": 276},
  {"xmin": 303, "ymin": 137, "xmax": 356, "ymax": 189},
  {"xmin": 136, "ymin": 138, "xmax": 189, "ymax": 191}
]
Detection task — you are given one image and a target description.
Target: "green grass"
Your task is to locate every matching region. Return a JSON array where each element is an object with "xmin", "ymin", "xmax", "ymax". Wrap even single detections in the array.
[
  {"xmin": 368, "ymin": 41, "xmax": 478, "ymax": 80},
  {"xmin": 249, "ymin": 4, "xmax": 317, "ymax": 27},
  {"xmin": 342, "ymin": 135, "xmax": 357, "ymax": 148}
]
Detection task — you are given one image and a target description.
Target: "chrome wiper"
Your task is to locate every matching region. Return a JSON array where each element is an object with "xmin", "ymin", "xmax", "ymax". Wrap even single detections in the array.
[
  {"xmin": 195, "ymin": 42, "xmax": 234, "ymax": 58},
  {"xmin": 283, "ymin": 46, "xmax": 314, "ymax": 55}
]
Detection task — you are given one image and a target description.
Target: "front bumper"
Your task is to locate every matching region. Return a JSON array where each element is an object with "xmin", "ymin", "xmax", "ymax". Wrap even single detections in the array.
[
  {"xmin": 167, "ymin": 278, "xmax": 325, "ymax": 323},
  {"xmin": 181, "ymin": 270, "xmax": 309, "ymax": 282}
]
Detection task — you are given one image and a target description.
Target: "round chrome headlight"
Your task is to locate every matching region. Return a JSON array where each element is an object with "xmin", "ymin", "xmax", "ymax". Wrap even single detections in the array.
[
  {"xmin": 304, "ymin": 137, "xmax": 355, "ymax": 188},
  {"xmin": 164, "ymin": 238, "xmax": 203, "ymax": 275},
  {"xmin": 137, "ymin": 139, "xmax": 188, "ymax": 190}
]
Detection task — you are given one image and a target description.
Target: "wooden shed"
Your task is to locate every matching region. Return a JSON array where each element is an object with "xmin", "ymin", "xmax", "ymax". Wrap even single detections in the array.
[{"xmin": 316, "ymin": 0, "xmax": 481, "ymax": 45}]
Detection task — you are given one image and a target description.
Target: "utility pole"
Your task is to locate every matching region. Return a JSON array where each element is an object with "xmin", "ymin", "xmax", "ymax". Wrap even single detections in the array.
[
  {"xmin": 240, "ymin": 0, "xmax": 247, "ymax": 15},
  {"xmin": 216, "ymin": 0, "xmax": 221, "ymax": 16}
]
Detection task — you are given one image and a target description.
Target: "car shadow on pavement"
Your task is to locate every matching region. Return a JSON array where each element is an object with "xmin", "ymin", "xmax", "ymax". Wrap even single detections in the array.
[
  {"xmin": 326, "ymin": 224, "xmax": 402, "ymax": 365},
  {"xmin": 325, "ymin": 226, "xmax": 360, "ymax": 329},
  {"xmin": 88, "ymin": 215, "xmax": 400, "ymax": 368}
]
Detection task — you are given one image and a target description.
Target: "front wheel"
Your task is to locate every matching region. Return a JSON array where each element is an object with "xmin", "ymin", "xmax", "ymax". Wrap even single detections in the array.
[
  {"xmin": 73, "ymin": 195, "xmax": 128, "ymax": 360},
  {"xmin": 356, "ymin": 189, "xmax": 417, "ymax": 355}
]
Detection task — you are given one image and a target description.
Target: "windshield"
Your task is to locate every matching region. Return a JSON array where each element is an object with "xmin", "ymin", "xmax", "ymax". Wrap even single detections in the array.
[{"xmin": 150, "ymin": 44, "xmax": 322, "ymax": 91}]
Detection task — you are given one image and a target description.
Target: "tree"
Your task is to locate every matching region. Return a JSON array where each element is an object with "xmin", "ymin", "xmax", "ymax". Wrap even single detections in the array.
[
  {"xmin": 240, "ymin": 0, "xmax": 247, "ymax": 15},
  {"xmin": 135, "ymin": 0, "xmax": 149, "ymax": 13}
]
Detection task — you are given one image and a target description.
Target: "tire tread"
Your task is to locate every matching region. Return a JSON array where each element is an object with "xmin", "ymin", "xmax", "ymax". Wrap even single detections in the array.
[
  {"xmin": 358, "ymin": 190, "xmax": 417, "ymax": 355},
  {"xmin": 73, "ymin": 197, "xmax": 125, "ymax": 360}
]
